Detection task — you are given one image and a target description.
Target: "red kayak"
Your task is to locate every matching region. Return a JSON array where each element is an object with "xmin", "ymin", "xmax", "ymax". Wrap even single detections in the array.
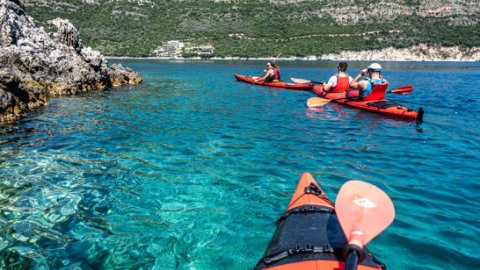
[
  {"xmin": 255, "ymin": 173, "xmax": 386, "ymax": 270},
  {"xmin": 312, "ymin": 84, "xmax": 423, "ymax": 122},
  {"xmin": 234, "ymin": 73, "xmax": 313, "ymax": 90}
]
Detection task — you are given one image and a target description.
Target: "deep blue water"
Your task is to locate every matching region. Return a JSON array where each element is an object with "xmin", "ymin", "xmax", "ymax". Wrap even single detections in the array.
[{"xmin": 0, "ymin": 60, "xmax": 479, "ymax": 269}]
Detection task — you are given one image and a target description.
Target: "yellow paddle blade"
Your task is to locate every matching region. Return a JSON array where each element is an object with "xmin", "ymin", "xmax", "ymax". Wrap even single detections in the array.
[{"xmin": 307, "ymin": 97, "xmax": 331, "ymax": 108}]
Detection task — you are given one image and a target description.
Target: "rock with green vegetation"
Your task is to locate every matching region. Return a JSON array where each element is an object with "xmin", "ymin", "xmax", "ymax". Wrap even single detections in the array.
[
  {"xmin": 0, "ymin": 0, "xmax": 142, "ymax": 123},
  {"xmin": 20, "ymin": 0, "xmax": 480, "ymax": 58}
]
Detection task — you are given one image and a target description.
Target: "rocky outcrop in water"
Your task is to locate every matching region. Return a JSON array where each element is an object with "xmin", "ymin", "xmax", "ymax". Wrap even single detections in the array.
[{"xmin": 0, "ymin": 0, "xmax": 142, "ymax": 123}]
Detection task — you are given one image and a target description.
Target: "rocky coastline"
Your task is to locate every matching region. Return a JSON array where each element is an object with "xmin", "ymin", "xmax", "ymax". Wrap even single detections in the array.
[
  {"xmin": 0, "ymin": 0, "xmax": 142, "ymax": 123},
  {"xmin": 318, "ymin": 44, "xmax": 480, "ymax": 62},
  {"xmin": 117, "ymin": 44, "xmax": 480, "ymax": 62}
]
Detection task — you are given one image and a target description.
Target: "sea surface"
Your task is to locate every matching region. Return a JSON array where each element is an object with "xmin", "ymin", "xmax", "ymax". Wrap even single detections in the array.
[{"xmin": 0, "ymin": 60, "xmax": 479, "ymax": 269}]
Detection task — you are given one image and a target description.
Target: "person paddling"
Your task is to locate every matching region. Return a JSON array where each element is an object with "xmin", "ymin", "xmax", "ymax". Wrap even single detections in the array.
[
  {"xmin": 321, "ymin": 62, "xmax": 352, "ymax": 93},
  {"xmin": 348, "ymin": 63, "xmax": 388, "ymax": 99},
  {"xmin": 254, "ymin": 61, "xmax": 280, "ymax": 83}
]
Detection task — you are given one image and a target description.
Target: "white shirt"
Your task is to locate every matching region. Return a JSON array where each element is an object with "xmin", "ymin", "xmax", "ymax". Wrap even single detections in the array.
[{"xmin": 327, "ymin": 74, "xmax": 353, "ymax": 88}]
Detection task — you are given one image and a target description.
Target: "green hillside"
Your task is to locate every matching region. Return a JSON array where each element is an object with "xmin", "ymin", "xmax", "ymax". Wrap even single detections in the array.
[{"xmin": 23, "ymin": 0, "xmax": 480, "ymax": 57}]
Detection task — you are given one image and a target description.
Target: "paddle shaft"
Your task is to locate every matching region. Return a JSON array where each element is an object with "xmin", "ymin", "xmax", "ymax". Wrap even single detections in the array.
[
  {"xmin": 322, "ymin": 86, "xmax": 412, "ymax": 101},
  {"xmin": 387, "ymin": 89, "xmax": 409, "ymax": 94},
  {"xmin": 345, "ymin": 251, "xmax": 359, "ymax": 270}
]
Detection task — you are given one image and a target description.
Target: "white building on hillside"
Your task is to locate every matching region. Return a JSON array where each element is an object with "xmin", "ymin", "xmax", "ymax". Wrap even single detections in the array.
[
  {"xmin": 184, "ymin": 44, "xmax": 215, "ymax": 56},
  {"xmin": 153, "ymin": 40, "xmax": 185, "ymax": 57}
]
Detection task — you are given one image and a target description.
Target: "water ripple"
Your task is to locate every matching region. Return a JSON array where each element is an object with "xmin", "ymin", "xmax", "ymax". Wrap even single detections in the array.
[{"xmin": 0, "ymin": 61, "xmax": 478, "ymax": 269}]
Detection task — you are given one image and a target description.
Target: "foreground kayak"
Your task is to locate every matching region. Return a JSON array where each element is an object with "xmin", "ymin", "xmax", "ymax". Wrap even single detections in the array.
[
  {"xmin": 234, "ymin": 73, "xmax": 313, "ymax": 90},
  {"xmin": 255, "ymin": 173, "xmax": 385, "ymax": 270},
  {"xmin": 312, "ymin": 84, "xmax": 424, "ymax": 122}
]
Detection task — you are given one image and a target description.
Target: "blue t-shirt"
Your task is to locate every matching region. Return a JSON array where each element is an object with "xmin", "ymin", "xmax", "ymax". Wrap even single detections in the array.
[{"xmin": 363, "ymin": 78, "xmax": 386, "ymax": 96}]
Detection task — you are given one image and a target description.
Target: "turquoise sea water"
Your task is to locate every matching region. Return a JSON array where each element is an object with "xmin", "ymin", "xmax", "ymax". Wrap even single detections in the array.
[{"xmin": 0, "ymin": 60, "xmax": 479, "ymax": 269}]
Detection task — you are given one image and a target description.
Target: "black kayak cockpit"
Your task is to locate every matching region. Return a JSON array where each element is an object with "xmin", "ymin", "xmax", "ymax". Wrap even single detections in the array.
[{"xmin": 255, "ymin": 204, "xmax": 381, "ymax": 269}]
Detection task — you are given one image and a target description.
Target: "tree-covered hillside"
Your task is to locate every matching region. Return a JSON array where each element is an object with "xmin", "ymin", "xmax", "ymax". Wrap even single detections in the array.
[{"xmin": 22, "ymin": 0, "xmax": 480, "ymax": 57}]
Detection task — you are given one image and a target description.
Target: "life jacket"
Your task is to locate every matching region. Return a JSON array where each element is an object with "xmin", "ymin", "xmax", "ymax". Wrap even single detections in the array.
[
  {"xmin": 363, "ymin": 79, "xmax": 388, "ymax": 101},
  {"xmin": 332, "ymin": 75, "xmax": 350, "ymax": 92},
  {"xmin": 274, "ymin": 68, "xmax": 281, "ymax": 81}
]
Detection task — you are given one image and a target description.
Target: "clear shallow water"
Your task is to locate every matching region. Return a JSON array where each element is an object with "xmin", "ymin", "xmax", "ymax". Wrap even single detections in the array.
[{"xmin": 0, "ymin": 60, "xmax": 479, "ymax": 269}]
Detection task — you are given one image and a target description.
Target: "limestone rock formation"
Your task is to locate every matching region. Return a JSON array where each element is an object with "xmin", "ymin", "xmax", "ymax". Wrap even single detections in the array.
[
  {"xmin": 320, "ymin": 44, "xmax": 480, "ymax": 61},
  {"xmin": 0, "ymin": 0, "xmax": 143, "ymax": 122}
]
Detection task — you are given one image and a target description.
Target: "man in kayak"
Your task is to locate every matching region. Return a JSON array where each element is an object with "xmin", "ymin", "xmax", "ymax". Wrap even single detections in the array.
[
  {"xmin": 321, "ymin": 61, "xmax": 352, "ymax": 93},
  {"xmin": 253, "ymin": 61, "xmax": 280, "ymax": 82},
  {"xmin": 348, "ymin": 63, "xmax": 387, "ymax": 99}
]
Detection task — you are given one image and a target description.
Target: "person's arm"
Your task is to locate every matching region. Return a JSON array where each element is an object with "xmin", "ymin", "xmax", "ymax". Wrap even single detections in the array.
[
  {"xmin": 322, "ymin": 83, "xmax": 331, "ymax": 92},
  {"xmin": 350, "ymin": 69, "xmax": 367, "ymax": 89},
  {"xmin": 256, "ymin": 69, "xmax": 274, "ymax": 82},
  {"xmin": 323, "ymin": 76, "xmax": 336, "ymax": 92},
  {"xmin": 380, "ymin": 75, "xmax": 387, "ymax": 84}
]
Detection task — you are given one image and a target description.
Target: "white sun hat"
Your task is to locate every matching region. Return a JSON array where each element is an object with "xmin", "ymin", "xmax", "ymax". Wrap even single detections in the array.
[{"xmin": 367, "ymin": 63, "xmax": 382, "ymax": 72}]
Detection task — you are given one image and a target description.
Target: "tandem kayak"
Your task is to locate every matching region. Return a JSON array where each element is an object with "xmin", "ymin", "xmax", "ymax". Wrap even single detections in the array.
[
  {"xmin": 312, "ymin": 84, "xmax": 424, "ymax": 122},
  {"xmin": 234, "ymin": 73, "xmax": 313, "ymax": 90},
  {"xmin": 255, "ymin": 173, "xmax": 386, "ymax": 270}
]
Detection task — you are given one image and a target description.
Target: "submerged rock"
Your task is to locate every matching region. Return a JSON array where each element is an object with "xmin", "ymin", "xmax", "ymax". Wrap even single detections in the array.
[{"xmin": 0, "ymin": 0, "xmax": 142, "ymax": 123}]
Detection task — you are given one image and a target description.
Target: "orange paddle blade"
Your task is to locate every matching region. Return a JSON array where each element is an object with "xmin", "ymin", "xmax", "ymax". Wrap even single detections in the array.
[
  {"xmin": 307, "ymin": 97, "xmax": 331, "ymax": 108},
  {"xmin": 389, "ymin": 85, "xmax": 413, "ymax": 94},
  {"xmin": 335, "ymin": 180, "xmax": 395, "ymax": 247}
]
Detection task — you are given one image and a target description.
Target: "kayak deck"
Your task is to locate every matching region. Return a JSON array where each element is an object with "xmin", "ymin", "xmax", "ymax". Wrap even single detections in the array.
[
  {"xmin": 312, "ymin": 84, "xmax": 423, "ymax": 122},
  {"xmin": 234, "ymin": 73, "xmax": 313, "ymax": 90},
  {"xmin": 255, "ymin": 173, "xmax": 384, "ymax": 270}
]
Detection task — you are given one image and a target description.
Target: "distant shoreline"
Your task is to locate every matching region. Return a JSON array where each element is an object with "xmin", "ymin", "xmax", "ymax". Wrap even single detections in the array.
[
  {"xmin": 106, "ymin": 56, "xmax": 480, "ymax": 62},
  {"xmin": 106, "ymin": 44, "xmax": 480, "ymax": 62}
]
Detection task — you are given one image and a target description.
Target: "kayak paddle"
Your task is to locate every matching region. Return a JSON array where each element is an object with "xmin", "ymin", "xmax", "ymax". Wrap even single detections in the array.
[
  {"xmin": 307, "ymin": 97, "xmax": 331, "ymax": 107},
  {"xmin": 388, "ymin": 85, "xmax": 413, "ymax": 94},
  {"xmin": 335, "ymin": 180, "xmax": 395, "ymax": 270},
  {"xmin": 306, "ymin": 85, "xmax": 414, "ymax": 108},
  {"xmin": 290, "ymin": 77, "xmax": 323, "ymax": 85},
  {"xmin": 272, "ymin": 53, "xmax": 282, "ymax": 62}
]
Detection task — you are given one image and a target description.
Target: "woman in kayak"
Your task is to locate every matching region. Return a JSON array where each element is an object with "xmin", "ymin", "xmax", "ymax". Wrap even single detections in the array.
[
  {"xmin": 320, "ymin": 61, "xmax": 352, "ymax": 93},
  {"xmin": 348, "ymin": 63, "xmax": 387, "ymax": 99},
  {"xmin": 253, "ymin": 61, "xmax": 280, "ymax": 82}
]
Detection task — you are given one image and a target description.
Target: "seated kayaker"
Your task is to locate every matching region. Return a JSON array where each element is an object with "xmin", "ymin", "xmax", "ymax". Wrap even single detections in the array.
[
  {"xmin": 321, "ymin": 61, "xmax": 352, "ymax": 93},
  {"xmin": 348, "ymin": 63, "xmax": 388, "ymax": 99},
  {"xmin": 253, "ymin": 61, "xmax": 280, "ymax": 82}
]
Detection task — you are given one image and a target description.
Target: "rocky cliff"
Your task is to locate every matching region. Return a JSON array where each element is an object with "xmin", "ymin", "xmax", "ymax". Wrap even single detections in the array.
[{"xmin": 0, "ymin": 0, "xmax": 142, "ymax": 123}]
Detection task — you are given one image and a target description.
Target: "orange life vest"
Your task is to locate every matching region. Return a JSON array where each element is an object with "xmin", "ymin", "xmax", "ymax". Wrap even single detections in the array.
[{"xmin": 332, "ymin": 76, "xmax": 350, "ymax": 91}]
